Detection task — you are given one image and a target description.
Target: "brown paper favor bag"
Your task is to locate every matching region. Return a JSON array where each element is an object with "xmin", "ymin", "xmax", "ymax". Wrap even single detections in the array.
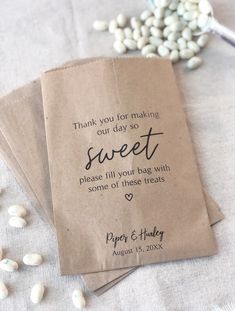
[
  {"xmin": 0, "ymin": 59, "xmax": 223, "ymax": 292},
  {"xmin": 41, "ymin": 58, "xmax": 217, "ymax": 274}
]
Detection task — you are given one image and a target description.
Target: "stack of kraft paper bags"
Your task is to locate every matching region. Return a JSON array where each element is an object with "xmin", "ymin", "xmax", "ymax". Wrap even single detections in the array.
[{"xmin": 0, "ymin": 57, "xmax": 224, "ymax": 295}]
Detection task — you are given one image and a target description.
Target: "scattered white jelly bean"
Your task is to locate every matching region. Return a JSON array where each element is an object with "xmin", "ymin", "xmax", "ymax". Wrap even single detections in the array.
[
  {"xmin": 72, "ymin": 289, "xmax": 86, "ymax": 310},
  {"xmin": 0, "ymin": 259, "xmax": 18, "ymax": 272},
  {"xmin": 141, "ymin": 44, "xmax": 156, "ymax": 56},
  {"xmin": 124, "ymin": 27, "xmax": 133, "ymax": 39},
  {"xmin": 182, "ymin": 28, "xmax": 192, "ymax": 41},
  {"xmin": 9, "ymin": 216, "xmax": 27, "ymax": 228},
  {"xmin": 114, "ymin": 28, "xmax": 125, "ymax": 41},
  {"xmin": 93, "ymin": 0, "xmax": 212, "ymax": 69},
  {"xmin": 113, "ymin": 41, "xmax": 126, "ymax": 54},
  {"xmin": 93, "ymin": 20, "xmax": 108, "ymax": 31},
  {"xmin": 8, "ymin": 204, "xmax": 27, "ymax": 217},
  {"xmin": 141, "ymin": 25, "xmax": 150, "ymax": 37},
  {"xmin": 23, "ymin": 254, "xmax": 43, "ymax": 266},
  {"xmin": 158, "ymin": 45, "xmax": 170, "ymax": 57},
  {"xmin": 145, "ymin": 16, "xmax": 155, "ymax": 27},
  {"xmin": 187, "ymin": 41, "xmax": 200, "ymax": 53},
  {"xmin": 197, "ymin": 34, "xmax": 209, "ymax": 47},
  {"xmin": 170, "ymin": 50, "xmax": 180, "ymax": 63},
  {"xmin": 197, "ymin": 13, "xmax": 209, "ymax": 28},
  {"xmin": 137, "ymin": 37, "xmax": 149, "ymax": 50},
  {"xmin": 187, "ymin": 56, "xmax": 203, "ymax": 69},
  {"xmin": 109, "ymin": 20, "xmax": 118, "ymax": 33},
  {"xmin": 0, "ymin": 281, "xmax": 8, "ymax": 300},
  {"xmin": 30, "ymin": 283, "xmax": 45, "ymax": 304},
  {"xmin": 117, "ymin": 14, "xmax": 128, "ymax": 28},
  {"xmin": 140, "ymin": 10, "xmax": 152, "ymax": 21},
  {"xmin": 130, "ymin": 17, "xmax": 141, "ymax": 29},
  {"xmin": 123, "ymin": 38, "xmax": 137, "ymax": 50},
  {"xmin": 150, "ymin": 27, "xmax": 163, "ymax": 38},
  {"xmin": 199, "ymin": 0, "xmax": 212, "ymax": 15},
  {"xmin": 180, "ymin": 48, "xmax": 194, "ymax": 59}
]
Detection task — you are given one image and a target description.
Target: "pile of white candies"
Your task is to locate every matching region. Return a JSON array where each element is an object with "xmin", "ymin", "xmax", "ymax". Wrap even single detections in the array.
[
  {"xmin": 93, "ymin": 0, "xmax": 211, "ymax": 70},
  {"xmin": 0, "ymin": 199, "xmax": 86, "ymax": 309}
]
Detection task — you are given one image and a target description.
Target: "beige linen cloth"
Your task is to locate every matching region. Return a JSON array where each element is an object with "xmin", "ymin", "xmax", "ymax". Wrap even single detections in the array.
[{"xmin": 0, "ymin": 0, "xmax": 234, "ymax": 310}]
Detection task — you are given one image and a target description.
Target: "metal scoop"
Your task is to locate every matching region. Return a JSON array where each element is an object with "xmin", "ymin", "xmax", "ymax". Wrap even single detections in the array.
[{"xmin": 148, "ymin": 0, "xmax": 235, "ymax": 47}]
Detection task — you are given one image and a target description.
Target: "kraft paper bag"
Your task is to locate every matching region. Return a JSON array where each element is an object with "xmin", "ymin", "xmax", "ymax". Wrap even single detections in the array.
[
  {"xmin": 0, "ymin": 59, "xmax": 223, "ymax": 292},
  {"xmin": 41, "ymin": 58, "xmax": 217, "ymax": 274}
]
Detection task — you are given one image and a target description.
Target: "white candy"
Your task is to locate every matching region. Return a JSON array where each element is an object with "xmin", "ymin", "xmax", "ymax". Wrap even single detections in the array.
[
  {"xmin": 197, "ymin": 13, "xmax": 209, "ymax": 29},
  {"xmin": 163, "ymin": 26, "xmax": 171, "ymax": 37},
  {"xmin": 133, "ymin": 28, "xmax": 141, "ymax": 41},
  {"xmin": 141, "ymin": 44, "xmax": 156, "ymax": 56},
  {"xmin": 8, "ymin": 204, "xmax": 27, "ymax": 217},
  {"xmin": 0, "ymin": 247, "xmax": 2, "ymax": 261},
  {"xmin": 187, "ymin": 41, "xmax": 200, "ymax": 53},
  {"xmin": 141, "ymin": 25, "xmax": 150, "ymax": 37},
  {"xmin": 170, "ymin": 50, "xmax": 180, "ymax": 63},
  {"xmin": 0, "ymin": 259, "xmax": 18, "ymax": 272},
  {"xmin": 145, "ymin": 16, "xmax": 155, "ymax": 27},
  {"xmin": 159, "ymin": 0, "xmax": 171, "ymax": 8},
  {"xmin": 109, "ymin": 20, "xmax": 118, "ymax": 33},
  {"xmin": 187, "ymin": 56, "xmax": 203, "ymax": 69},
  {"xmin": 180, "ymin": 48, "xmax": 194, "ymax": 59},
  {"xmin": 177, "ymin": 4, "xmax": 185, "ymax": 16},
  {"xmin": 185, "ymin": 2, "xmax": 197, "ymax": 11},
  {"xmin": 177, "ymin": 37, "xmax": 187, "ymax": 50},
  {"xmin": 117, "ymin": 14, "xmax": 128, "ymax": 28},
  {"xmin": 164, "ymin": 15, "xmax": 178, "ymax": 26},
  {"xmin": 123, "ymin": 38, "xmax": 137, "ymax": 50},
  {"xmin": 137, "ymin": 37, "xmax": 149, "ymax": 50},
  {"xmin": 93, "ymin": 20, "xmax": 108, "ymax": 31},
  {"xmin": 158, "ymin": 45, "xmax": 170, "ymax": 57},
  {"xmin": 140, "ymin": 10, "xmax": 153, "ymax": 21},
  {"xmin": 153, "ymin": 19, "xmax": 165, "ymax": 28},
  {"xmin": 9, "ymin": 216, "xmax": 27, "ymax": 228},
  {"xmin": 197, "ymin": 34, "xmax": 209, "ymax": 47},
  {"xmin": 146, "ymin": 53, "xmax": 159, "ymax": 58},
  {"xmin": 30, "ymin": 283, "xmax": 45, "ymax": 304},
  {"xmin": 183, "ymin": 11, "xmax": 198, "ymax": 21},
  {"xmin": 0, "ymin": 281, "xmax": 8, "ymax": 300},
  {"xmin": 124, "ymin": 27, "xmax": 133, "ymax": 39},
  {"xmin": 164, "ymin": 40, "xmax": 178, "ymax": 50},
  {"xmin": 130, "ymin": 17, "xmax": 141, "ymax": 29},
  {"xmin": 93, "ymin": 0, "xmax": 210, "ymax": 69},
  {"xmin": 169, "ymin": 0, "xmax": 178, "ymax": 11},
  {"xmin": 23, "ymin": 254, "xmax": 43, "ymax": 266},
  {"xmin": 113, "ymin": 41, "xmax": 126, "ymax": 54},
  {"xmin": 114, "ymin": 29, "xmax": 125, "ymax": 41},
  {"xmin": 168, "ymin": 32, "xmax": 180, "ymax": 41},
  {"xmin": 198, "ymin": 0, "xmax": 212, "ymax": 14},
  {"xmin": 149, "ymin": 36, "xmax": 163, "ymax": 47},
  {"xmin": 150, "ymin": 27, "xmax": 163, "ymax": 38},
  {"xmin": 189, "ymin": 19, "xmax": 198, "ymax": 31},
  {"xmin": 154, "ymin": 7, "xmax": 165, "ymax": 19},
  {"xmin": 72, "ymin": 289, "xmax": 86, "ymax": 310},
  {"xmin": 170, "ymin": 21, "xmax": 184, "ymax": 32},
  {"xmin": 182, "ymin": 27, "xmax": 192, "ymax": 41}
]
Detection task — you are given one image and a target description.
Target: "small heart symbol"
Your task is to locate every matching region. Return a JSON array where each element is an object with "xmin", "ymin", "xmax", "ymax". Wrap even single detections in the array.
[{"xmin": 125, "ymin": 193, "xmax": 133, "ymax": 201}]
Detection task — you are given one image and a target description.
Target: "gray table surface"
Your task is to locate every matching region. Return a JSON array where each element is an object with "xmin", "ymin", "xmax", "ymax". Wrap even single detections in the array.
[{"xmin": 0, "ymin": 0, "xmax": 235, "ymax": 310}]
